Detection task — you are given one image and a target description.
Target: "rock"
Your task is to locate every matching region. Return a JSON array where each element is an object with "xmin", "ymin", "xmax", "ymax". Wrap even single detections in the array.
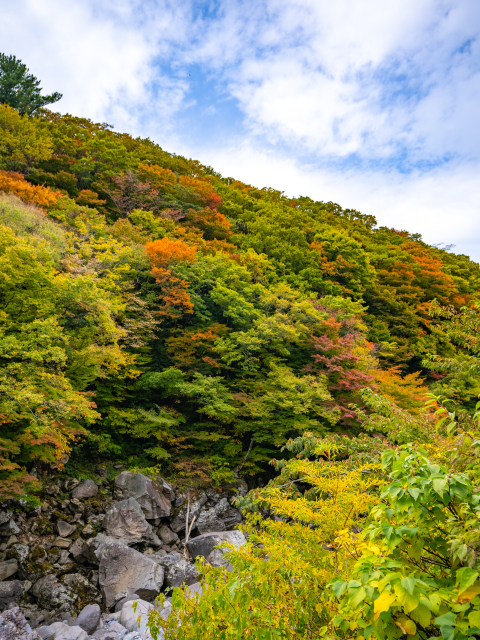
[
  {"xmin": 61, "ymin": 573, "xmax": 101, "ymax": 606},
  {"xmin": 57, "ymin": 522, "xmax": 76, "ymax": 538},
  {"xmin": 81, "ymin": 535, "xmax": 128, "ymax": 567},
  {"xmin": 92, "ymin": 621, "xmax": 127, "ymax": 639},
  {"xmin": 186, "ymin": 581, "xmax": 203, "ymax": 598},
  {"xmin": 163, "ymin": 556, "xmax": 199, "ymax": 588},
  {"xmin": 82, "ymin": 524, "xmax": 94, "ymax": 536},
  {"xmin": 206, "ymin": 548, "xmax": 234, "ymax": 571},
  {"xmin": 57, "ymin": 550, "xmax": 71, "ymax": 565},
  {"xmin": 151, "ymin": 552, "xmax": 182, "ymax": 569},
  {"xmin": 64, "ymin": 479, "xmax": 80, "ymax": 492},
  {"xmin": 0, "ymin": 519, "xmax": 20, "ymax": 536},
  {"xmin": 69, "ymin": 539, "xmax": 86, "ymax": 563},
  {"xmin": 31, "ymin": 575, "xmax": 77, "ymax": 612},
  {"xmin": 119, "ymin": 599, "xmax": 153, "ymax": 633},
  {"xmin": 170, "ymin": 493, "xmax": 208, "ymax": 533},
  {"xmin": 114, "ymin": 594, "xmax": 140, "ymax": 612},
  {"xmin": 53, "ymin": 538, "xmax": 72, "ymax": 549},
  {"xmin": 98, "ymin": 541, "xmax": 164, "ymax": 609},
  {"xmin": 157, "ymin": 526, "xmax": 178, "ymax": 546},
  {"xmin": 0, "ymin": 606, "xmax": 40, "ymax": 639},
  {"xmin": 104, "ymin": 498, "xmax": 161, "ymax": 546},
  {"xmin": 0, "ymin": 558, "xmax": 18, "ymax": 581},
  {"xmin": 72, "ymin": 480, "xmax": 98, "ymax": 500},
  {"xmin": 114, "ymin": 472, "xmax": 172, "ymax": 519},
  {"xmin": 0, "ymin": 580, "xmax": 30, "ymax": 609},
  {"xmin": 36, "ymin": 625, "xmax": 55, "ymax": 639},
  {"xmin": 186, "ymin": 530, "xmax": 246, "ymax": 561},
  {"xmin": 49, "ymin": 621, "xmax": 88, "ymax": 640},
  {"xmin": 75, "ymin": 603, "xmax": 101, "ymax": 634},
  {"xmin": 196, "ymin": 498, "xmax": 242, "ymax": 534},
  {"xmin": 0, "ymin": 511, "xmax": 12, "ymax": 526}
]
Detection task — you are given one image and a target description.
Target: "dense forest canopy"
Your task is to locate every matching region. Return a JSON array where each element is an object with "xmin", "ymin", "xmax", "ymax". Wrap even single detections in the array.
[
  {"xmin": 1, "ymin": 68, "xmax": 480, "ymax": 638},
  {"xmin": 0, "ymin": 101, "xmax": 479, "ymax": 497}
]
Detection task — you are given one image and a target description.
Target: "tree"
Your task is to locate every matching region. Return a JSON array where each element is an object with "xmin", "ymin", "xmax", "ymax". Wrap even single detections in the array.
[{"xmin": 0, "ymin": 54, "xmax": 62, "ymax": 115}]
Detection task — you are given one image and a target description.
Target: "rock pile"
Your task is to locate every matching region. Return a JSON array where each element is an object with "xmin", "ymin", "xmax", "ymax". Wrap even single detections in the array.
[{"xmin": 0, "ymin": 471, "xmax": 246, "ymax": 639}]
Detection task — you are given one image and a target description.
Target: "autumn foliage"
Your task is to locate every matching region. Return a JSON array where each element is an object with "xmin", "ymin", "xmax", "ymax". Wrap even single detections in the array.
[{"xmin": 0, "ymin": 169, "xmax": 60, "ymax": 207}]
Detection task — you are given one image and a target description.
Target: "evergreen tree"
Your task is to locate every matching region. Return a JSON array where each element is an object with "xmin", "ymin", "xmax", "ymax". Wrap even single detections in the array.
[{"xmin": 0, "ymin": 53, "xmax": 62, "ymax": 115}]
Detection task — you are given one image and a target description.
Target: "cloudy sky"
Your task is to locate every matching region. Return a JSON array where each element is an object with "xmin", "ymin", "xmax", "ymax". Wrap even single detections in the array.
[{"xmin": 2, "ymin": 0, "xmax": 479, "ymax": 258}]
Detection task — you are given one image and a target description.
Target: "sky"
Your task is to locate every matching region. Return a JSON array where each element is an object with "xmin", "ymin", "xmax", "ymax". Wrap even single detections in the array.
[{"xmin": 1, "ymin": 0, "xmax": 479, "ymax": 259}]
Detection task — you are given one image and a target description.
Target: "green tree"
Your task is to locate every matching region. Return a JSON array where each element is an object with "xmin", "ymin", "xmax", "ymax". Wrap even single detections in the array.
[{"xmin": 0, "ymin": 54, "xmax": 62, "ymax": 115}]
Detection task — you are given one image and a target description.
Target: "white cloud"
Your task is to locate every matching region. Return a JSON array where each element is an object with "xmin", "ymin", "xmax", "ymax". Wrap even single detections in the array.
[{"xmin": 1, "ymin": 0, "xmax": 479, "ymax": 259}]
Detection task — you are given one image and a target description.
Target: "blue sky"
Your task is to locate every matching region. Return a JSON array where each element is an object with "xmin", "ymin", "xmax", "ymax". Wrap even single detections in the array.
[{"xmin": 2, "ymin": 0, "xmax": 480, "ymax": 258}]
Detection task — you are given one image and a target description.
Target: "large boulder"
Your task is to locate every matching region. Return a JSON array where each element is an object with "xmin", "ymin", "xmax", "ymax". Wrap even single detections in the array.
[
  {"xmin": 75, "ymin": 603, "xmax": 101, "ymax": 634},
  {"xmin": 163, "ymin": 556, "xmax": 199, "ymax": 588},
  {"xmin": 157, "ymin": 525, "xmax": 178, "ymax": 546},
  {"xmin": 114, "ymin": 471, "xmax": 173, "ymax": 520},
  {"xmin": 49, "ymin": 622, "xmax": 87, "ymax": 640},
  {"xmin": 104, "ymin": 498, "xmax": 161, "ymax": 546},
  {"xmin": 57, "ymin": 522, "xmax": 76, "ymax": 538},
  {"xmin": 187, "ymin": 530, "xmax": 246, "ymax": 561},
  {"xmin": 170, "ymin": 492, "xmax": 208, "ymax": 533},
  {"xmin": 61, "ymin": 573, "xmax": 102, "ymax": 606},
  {"xmin": 119, "ymin": 599, "xmax": 153, "ymax": 633},
  {"xmin": 71, "ymin": 480, "xmax": 98, "ymax": 500},
  {"xmin": 80, "ymin": 534, "xmax": 128, "ymax": 566},
  {"xmin": 31, "ymin": 575, "xmax": 77, "ymax": 613},
  {"xmin": 0, "ymin": 606, "xmax": 40, "ymax": 639},
  {"xmin": 195, "ymin": 498, "xmax": 242, "ymax": 534},
  {"xmin": 98, "ymin": 541, "xmax": 164, "ymax": 609}
]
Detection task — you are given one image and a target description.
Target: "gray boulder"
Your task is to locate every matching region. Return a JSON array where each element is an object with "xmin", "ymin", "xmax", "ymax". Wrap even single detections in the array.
[
  {"xmin": 119, "ymin": 599, "xmax": 152, "ymax": 633},
  {"xmin": 75, "ymin": 603, "xmax": 101, "ymax": 634},
  {"xmin": 36, "ymin": 625, "xmax": 55, "ymax": 639},
  {"xmin": 104, "ymin": 498, "xmax": 161, "ymax": 546},
  {"xmin": 114, "ymin": 593, "xmax": 140, "ymax": 612},
  {"xmin": 0, "ymin": 606, "xmax": 40, "ymax": 639},
  {"xmin": 81, "ymin": 534, "xmax": 129, "ymax": 566},
  {"xmin": 170, "ymin": 493, "xmax": 208, "ymax": 533},
  {"xmin": 0, "ymin": 510, "xmax": 12, "ymax": 526},
  {"xmin": 49, "ymin": 621, "xmax": 87, "ymax": 640},
  {"xmin": 57, "ymin": 522, "xmax": 76, "ymax": 538},
  {"xmin": 163, "ymin": 556, "xmax": 199, "ymax": 588},
  {"xmin": 72, "ymin": 480, "xmax": 98, "ymax": 500},
  {"xmin": 31, "ymin": 575, "xmax": 77, "ymax": 612},
  {"xmin": 206, "ymin": 548, "xmax": 234, "ymax": 571},
  {"xmin": 0, "ymin": 580, "xmax": 31, "ymax": 609},
  {"xmin": 114, "ymin": 472, "xmax": 173, "ymax": 519},
  {"xmin": 0, "ymin": 558, "xmax": 18, "ymax": 581},
  {"xmin": 98, "ymin": 541, "xmax": 164, "ymax": 609},
  {"xmin": 187, "ymin": 530, "xmax": 246, "ymax": 561},
  {"xmin": 157, "ymin": 525, "xmax": 178, "ymax": 546},
  {"xmin": 92, "ymin": 622, "xmax": 127, "ymax": 639},
  {"xmin": 61, "ymin": 573, "xmax": 101, "ymax": 605},
  {"xmin": 195, "ymin": 497, "xmax": 242, "ymax": 534}
]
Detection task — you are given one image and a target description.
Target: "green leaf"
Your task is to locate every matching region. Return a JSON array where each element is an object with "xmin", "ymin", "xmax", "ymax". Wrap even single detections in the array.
[
  {"xmin": 432, "ymin": 476, "xmax": 448, "ymax": 496},
  {"xmin": 331, "ymin": 581, "xmax": 347, "ymax": 599},
  {"xmin": 456, "ymin": 568, "xmax": 479, "ymax": 595},
  {"xmin": 394, "ymin": 582, "xmax": 420, "ymax": 614},
  {"xmin": 435, "ymin": 613, "xmax": 456, "ymax": 627},
  {"xmin": 350, "ymin": 587, "xmax": 367, "ymax": 608}
]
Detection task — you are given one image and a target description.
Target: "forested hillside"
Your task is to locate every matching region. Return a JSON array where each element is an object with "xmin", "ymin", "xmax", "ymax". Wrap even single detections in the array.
[{"xmin": 0, "ymin": 102, "xmax": 479, "ymax": 502}]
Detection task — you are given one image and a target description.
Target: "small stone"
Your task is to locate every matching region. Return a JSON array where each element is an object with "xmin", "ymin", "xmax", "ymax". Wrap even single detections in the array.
[
  {"xmin": 0, "ymin": 558, "xmax": 18, "ymax": 581},
  {"xmin": 6, "ymin": 535, "xmax": 18, "ymax": 547},
  {"xmin": 58, "ymin": 550, "xmax": 71, "ymax": 565},
  {"xmin": 53, "ymin": 538, "xmax": 72, "ymax": 549},
  {"xmin": 57, "ymin": 522, "xmax": 76, "ymax": 537},
  {"xmin": 49, "ymin": 621, "xmax": 88, "ymax": 640},
  {"xmin": 0, "ymin": 510, "xmax": 12, "ymax": 526},
  {"xmin": 82, "ymin": 524, "xmax": 94, "ymax": 536},
  {"xmin": 36, "ymin": 625, "xmax": 55, "ymax": 639},
  {"xmin": 72, "ymin": 480, "xmax": 98, "ymax": 500}
]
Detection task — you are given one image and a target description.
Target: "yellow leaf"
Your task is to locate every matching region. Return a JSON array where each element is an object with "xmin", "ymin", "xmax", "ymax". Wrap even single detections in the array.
[
  {"xmin": 458, "ymin": 583, "xmax": 480, "ymax": 603},
  {"xmin": 374, "ymin": 591, "xmax": 396, "ymax": 620},
  {"xmin": 396, "ymin": 617, "xmax": 417, "ymax": 635}
]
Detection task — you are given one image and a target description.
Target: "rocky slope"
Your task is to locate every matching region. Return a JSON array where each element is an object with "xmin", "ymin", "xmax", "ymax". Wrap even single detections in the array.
[{"xmin": 0, "ymin": 470, "xmax": 247, "ymax": 639}]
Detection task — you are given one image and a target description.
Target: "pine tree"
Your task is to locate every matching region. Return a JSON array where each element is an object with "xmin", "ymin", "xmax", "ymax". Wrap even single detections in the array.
[{"xmin": 0, "ymin": 53, "xmax": 62, "ymax": 115}]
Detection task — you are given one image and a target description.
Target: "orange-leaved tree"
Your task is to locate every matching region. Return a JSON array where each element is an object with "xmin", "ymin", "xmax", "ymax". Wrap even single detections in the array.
[
  {"xmin": 179, "ymin": 175, "xmax": 222, "ymax": 209},
  {"xmin": 0, "ymin": 170, "xmax": 60, "ymax": 208},
  {"xmin": 145, "ymin": 237, "xmax": 197, "ymax": 317}
]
